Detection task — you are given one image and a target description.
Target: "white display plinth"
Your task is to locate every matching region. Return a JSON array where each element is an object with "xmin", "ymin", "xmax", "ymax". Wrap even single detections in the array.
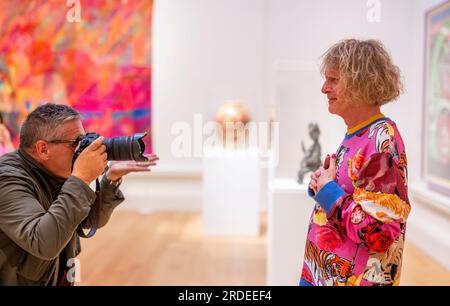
[
  {"xmin": 202, "ymin": 147, "xmax": 261, "ymax": 236},
  {"xmin": 267, "ymin": 178, "xmax": 314, "ymax": 285}
]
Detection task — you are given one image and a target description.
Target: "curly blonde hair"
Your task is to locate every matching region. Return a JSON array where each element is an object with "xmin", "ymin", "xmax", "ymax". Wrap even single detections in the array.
[{"xmin": 321, "ymin": 39, "xmax": 403, "ymax": 106}]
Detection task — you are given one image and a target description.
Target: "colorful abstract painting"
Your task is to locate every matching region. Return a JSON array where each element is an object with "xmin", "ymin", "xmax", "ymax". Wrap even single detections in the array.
[
  {"xmin": 0, "ymin": 0, "xmax": 152, "ymax": 152},
  {"xmin": 424, "ymin": 1, "xmax": 450, "ymax": 195}
]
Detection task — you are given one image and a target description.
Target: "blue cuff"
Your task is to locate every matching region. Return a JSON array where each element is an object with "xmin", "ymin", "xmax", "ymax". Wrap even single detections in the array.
[
  {"xmin": 299, "ymin": 278, "xmax": 314, "ymax": 286},
  {"xmin": 314, "ymin": 181, "xmax": 346, "ymax": 214}
]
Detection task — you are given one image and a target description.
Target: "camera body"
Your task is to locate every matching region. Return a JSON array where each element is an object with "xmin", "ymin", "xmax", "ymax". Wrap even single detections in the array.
[
  {"xmin": 76, "ymin": 132, "xmax": 101, "ymax": 155},
  {"xmin": 73, "ymin": 132, "xmax": 148, "ymax": 162}
]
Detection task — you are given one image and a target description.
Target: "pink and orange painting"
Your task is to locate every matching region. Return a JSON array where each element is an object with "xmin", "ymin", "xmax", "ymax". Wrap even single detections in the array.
[{"xmin": 0, "ymin": 0, "xmax": 152, "ymax": 151}]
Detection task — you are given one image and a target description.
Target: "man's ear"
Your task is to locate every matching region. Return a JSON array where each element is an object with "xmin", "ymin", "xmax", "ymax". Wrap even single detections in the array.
[{"xmin": 34, "ymin": 140, "xmax": 51, "ymax": 161}]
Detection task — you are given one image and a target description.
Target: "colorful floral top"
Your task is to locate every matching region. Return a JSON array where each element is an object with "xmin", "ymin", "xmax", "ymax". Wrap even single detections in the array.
[{"xmin": 299, "ymin": 114, "xmax": 411, "ymax": 286}]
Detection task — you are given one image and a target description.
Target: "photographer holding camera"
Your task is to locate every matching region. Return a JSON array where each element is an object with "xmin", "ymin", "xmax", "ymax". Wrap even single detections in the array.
[{"xmin": 0, "ymin": 103, "xmax": 158, "ymax": 285}]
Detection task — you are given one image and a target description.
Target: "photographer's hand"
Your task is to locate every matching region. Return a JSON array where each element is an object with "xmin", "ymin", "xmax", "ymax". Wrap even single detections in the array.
[
  {"xmin": 105, "ymin": 154, "xmax": 159, "ymax": 182},
  {"xmin": 72, "ymin": 137, "xmax": 108, "ymax": 185}
]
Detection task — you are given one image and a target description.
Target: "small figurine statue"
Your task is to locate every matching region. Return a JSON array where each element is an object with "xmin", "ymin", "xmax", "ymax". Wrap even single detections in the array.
[{"xmin": 297, "ymin": 123, "xmax": 322, "ymax": 184}]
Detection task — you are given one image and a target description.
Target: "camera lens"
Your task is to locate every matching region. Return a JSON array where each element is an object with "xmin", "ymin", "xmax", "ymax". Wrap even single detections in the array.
[{"xmin": 103, "ymin": 132, "xmax": 148, "ymax": 161}]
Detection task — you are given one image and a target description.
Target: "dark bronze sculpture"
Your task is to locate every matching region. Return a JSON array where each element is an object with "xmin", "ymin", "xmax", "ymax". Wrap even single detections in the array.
[{"xmin": 297, "ymin": 123, "xmax": 322, "ymax": 184}]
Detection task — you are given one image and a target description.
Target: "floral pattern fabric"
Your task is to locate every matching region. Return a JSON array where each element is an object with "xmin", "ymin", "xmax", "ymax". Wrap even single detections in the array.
[{"xmin": 299, "ymin": 116, "xmax": 410, "ymax": 286}]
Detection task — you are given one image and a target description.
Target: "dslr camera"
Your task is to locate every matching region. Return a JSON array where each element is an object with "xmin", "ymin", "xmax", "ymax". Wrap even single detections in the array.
[{"xmin": 73, "ymin": 132, "xmax": 148, "ymax": 162}]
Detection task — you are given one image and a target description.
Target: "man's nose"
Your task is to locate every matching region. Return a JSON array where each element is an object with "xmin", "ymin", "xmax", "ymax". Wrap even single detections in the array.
[{"xmin": 321, "ymin": 82, "xmax": 330, "ymax": 94}]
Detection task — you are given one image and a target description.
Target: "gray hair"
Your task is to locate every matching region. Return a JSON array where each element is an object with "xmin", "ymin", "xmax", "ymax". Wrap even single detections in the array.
[{"xmin": 20, "ymin": 103, "xmax": 81, "ymax": 149}]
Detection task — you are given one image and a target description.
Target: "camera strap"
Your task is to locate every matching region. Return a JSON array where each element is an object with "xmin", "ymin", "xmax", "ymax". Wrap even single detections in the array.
[{"xmin": 76, "ymin": 178, "xmax": 101, "ymax": 238}]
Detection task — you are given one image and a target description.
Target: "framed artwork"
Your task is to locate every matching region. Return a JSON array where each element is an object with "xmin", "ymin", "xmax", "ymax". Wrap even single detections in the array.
[
  {"xmin": 423, "ymin": 0, "xmax": 450, "ymax": 196},
  {"xmin": 0, "ymin": 0, "xmax": 152, "ymax": 152}
]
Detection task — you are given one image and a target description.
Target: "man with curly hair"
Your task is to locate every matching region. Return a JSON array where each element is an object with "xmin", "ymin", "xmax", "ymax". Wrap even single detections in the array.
[{"xmin": 299, "ymin": 39, "xmax": 410, "ymax": 286}]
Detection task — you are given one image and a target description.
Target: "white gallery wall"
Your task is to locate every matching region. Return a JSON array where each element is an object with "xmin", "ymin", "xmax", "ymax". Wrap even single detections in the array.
[
  {"xmin": 139, "ymin": 0, "xmax": 268, "ymax": 211},
  {"xmin": 138, "ymin": 0, "xmax": 450, "ymax": 268},
  {"xmin": 406, "ymin": 0, "xmax": 450, "ymax": 270},
  {"xmin": 152, "ymin": 0, "xmax": 267, "ymax": 169}
]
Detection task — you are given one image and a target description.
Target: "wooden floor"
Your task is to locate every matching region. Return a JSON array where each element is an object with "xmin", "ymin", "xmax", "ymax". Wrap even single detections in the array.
[{"xmin": 77, "ymin": 211, "xmax": 450, "ymax": 286}]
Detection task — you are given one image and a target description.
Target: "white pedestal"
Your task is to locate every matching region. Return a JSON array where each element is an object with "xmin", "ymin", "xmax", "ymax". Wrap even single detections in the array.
[
  {"xmin": 202, "ymin": 148, "xmax": 261, "ymax": 236},
  {"xmin": 267, "ymin": 178, "xmax": 314, "ymax": 285}
]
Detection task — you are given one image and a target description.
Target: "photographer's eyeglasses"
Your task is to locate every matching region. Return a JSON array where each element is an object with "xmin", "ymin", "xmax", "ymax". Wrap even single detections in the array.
[{"xmin": 46, "ymin": 136, "xmax": 82, "ymax": 149}]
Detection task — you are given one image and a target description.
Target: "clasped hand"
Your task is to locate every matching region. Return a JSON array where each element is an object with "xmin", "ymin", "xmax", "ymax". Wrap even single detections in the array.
[{"xmin": 309, "ymin": 153, "xmax": 337, "ymax": 194}]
